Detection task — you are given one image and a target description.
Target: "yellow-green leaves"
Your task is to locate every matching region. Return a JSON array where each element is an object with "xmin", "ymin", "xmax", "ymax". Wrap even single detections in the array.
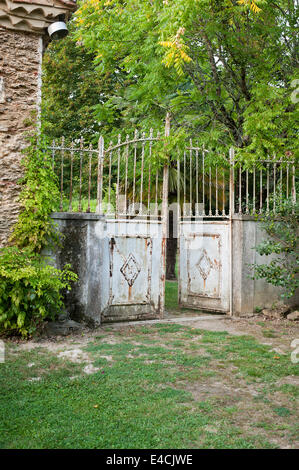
[
  {"xmin": 160, "ymin": 27, "xmax": 192, "ymax": 77},
  {"xmin": 237, "ymin": 0, "xmax": 262, "ymax": 14}
]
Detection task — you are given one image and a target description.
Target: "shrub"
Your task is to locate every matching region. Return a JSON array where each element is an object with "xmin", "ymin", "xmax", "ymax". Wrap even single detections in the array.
[
  {"xmin": 0, "ymin": 134, "xmax": 78, "ymax": 338},
  {"xmin": 251, "ymin": 196, "xmax": 299, "ymax": 299},
  {"xmin": 0, "ymin": 247, "xmax": 78, "ymax": 337}
]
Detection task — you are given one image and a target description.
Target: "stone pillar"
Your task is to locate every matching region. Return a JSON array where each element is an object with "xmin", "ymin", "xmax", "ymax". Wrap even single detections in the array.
[
  {"xmin": 0, "ymin": 27, "xmax": 42, "ymax": 246},
  {"xmin": 0, "ymin": 0, "xmax": 76, "ymax": 247}
]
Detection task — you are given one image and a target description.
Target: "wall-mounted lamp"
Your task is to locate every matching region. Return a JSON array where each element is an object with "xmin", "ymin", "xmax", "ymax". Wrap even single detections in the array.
[{"xmin": 48, "ymin": 21, "xmax": 68, "ymax": 40}]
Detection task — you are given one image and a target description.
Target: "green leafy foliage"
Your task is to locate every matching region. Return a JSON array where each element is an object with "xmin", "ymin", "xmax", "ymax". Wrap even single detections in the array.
[
  {"xmin": 251, "ymin": 196, "xmax": 299, "ymax": 298},
  {"xmin": 0, "ymin": 247, "xmax": 78, "ymax": 337},
  {"xmin": 42, "ymin": 22, "xmax": 118, "ymax": 143},
  {"xmin": 10, "ymin": 134, "xmax": 60, "ymax": 252},
  {"xmin": 69, "ymin": 0, "xmax": 299, "ymax": 160},
  {"xmin": 1, "ymin": 134, "xmax": 78, "ymax": 337}
]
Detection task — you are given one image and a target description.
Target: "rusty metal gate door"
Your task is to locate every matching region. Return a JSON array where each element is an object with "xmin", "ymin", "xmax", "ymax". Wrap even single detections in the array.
[
  {"xmin": 176, "ymin": 144, "xmax": 232, "ymax": 313},
  {"xmin": 179, "ymin": 220, "xmax": 230, "ymax": 312},
  {"xmin": 97, "ymin": 116, "xmax": 170, "ymax": 322},
  {"xmin": 100, "ymin": 219, "xmax": 165, "ymax": 322}
]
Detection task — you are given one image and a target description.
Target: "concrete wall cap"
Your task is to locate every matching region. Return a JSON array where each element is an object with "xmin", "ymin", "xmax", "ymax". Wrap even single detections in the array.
[{"xmin": 50, "ymin": 212, "xmax": 105, "ymax": 221}]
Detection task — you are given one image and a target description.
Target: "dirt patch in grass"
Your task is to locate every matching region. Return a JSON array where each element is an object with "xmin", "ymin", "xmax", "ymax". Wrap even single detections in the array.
[
  {"xmin": 57, "ymin": 348, "xmax": 90, "ymax": 363},
  {"xmin": 277, "ymin": 376, "xmax": 299, "ymax": 386},
  {"xmin": 172, "ymin": 316, "xmax": 299, "ymax": 354}
]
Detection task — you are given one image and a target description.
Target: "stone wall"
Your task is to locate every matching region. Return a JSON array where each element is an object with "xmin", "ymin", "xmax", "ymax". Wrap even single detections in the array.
[{"xmin": 0, "ymin": 26, "xmax": 42, "ymax": 247}]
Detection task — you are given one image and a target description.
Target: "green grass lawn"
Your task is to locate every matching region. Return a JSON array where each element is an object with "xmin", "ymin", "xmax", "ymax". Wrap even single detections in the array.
[
  {"xmin": 165, "ymin": 280, "xmax": 179, "ymax": 311},
  {"xmin": 1, "ymin": 323, "xmax": 298, "ymax": 449}
]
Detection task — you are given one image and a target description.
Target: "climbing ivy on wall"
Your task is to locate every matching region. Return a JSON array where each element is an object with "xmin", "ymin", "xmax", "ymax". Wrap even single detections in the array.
[
  {"xmin": 0, "ymin": 134, "xmax": 78, "ymax": 337},
  {"xmin": 10, "ymin": 134, "xmax": 60, "ymax": 252}
]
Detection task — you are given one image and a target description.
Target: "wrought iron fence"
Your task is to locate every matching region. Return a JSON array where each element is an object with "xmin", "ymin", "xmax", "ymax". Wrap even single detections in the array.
[{"xmin": 48, "ymin": 133, "xmax": 297, "ymax": 218}]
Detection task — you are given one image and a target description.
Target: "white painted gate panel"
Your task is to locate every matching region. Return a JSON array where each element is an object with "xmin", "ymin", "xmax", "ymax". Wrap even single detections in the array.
[
  {"xmin": 179, "ymin": 221, "xmax": 230, "ymax": 312},
  {"xmin": 100, "ymin": 219, "xmax": 165, "ymax": 322},
  {"xmin": 109, "ymin": 236, "xmax": 151, "ymax": 306}
]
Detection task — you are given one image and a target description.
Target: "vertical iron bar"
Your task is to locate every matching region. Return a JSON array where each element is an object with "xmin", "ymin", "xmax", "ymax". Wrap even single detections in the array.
[
  {"xmin": 229, "ymin": 148, "xmax": 235, "ymax": 216},
  {"xmin": 245, "ymin": 169, "xmax": 249, "ymax": 214},
  {"xmin": 280, "ymin": 165, "xmax": 283, "ymax": 207},
  {"xmin": 107, "ymin": 142, "xmax": 112, "ymax": 213},
  {"xmin": 266, "ymin": 163, "xmax": 270, "ymax": 213},
  {"xmin": 195, "ymin": 149, "xmax": 199, "ymax": 216},
  {"xmin": 155, "ymin": 131, "xmax": 160, "ymax": 216},
  {"xmin": 155, "ymin": 169, "xmax": 159, "ymax": 216},
  {"xmin": 96, "ymin": 136, "xmax": 104, "ymax": 214},
  {"xmin": 238, "ymin": 166, "xmax": 242, "ymax": 214},
  {"xmin": 116, "ymin": 135, "xmax": 121, "ymax": 217},
  {"xmin": 132, "ymin": 129, "xmax": 138, "ymax": 214},
  {"xmin": 60, "ymin": 136, "xmax": 64, "ymax": 211},
  {"xmin": 79, "ymin": 136, "xmax": 83, "ymax": 212},
  {"xmin": 252, "ymin": 167, "xmax": 256, "ymax": 215},
  {"xmin": 52, "ymin": 139, "xmax": 55, "ymax": 171},
  {"xmin": 147, "ymin": 129, "xmax": 153, "ymax": 215},
  {"xmin": 177, "ymin": 156, "xmax": 180, "ymax": 222},
  {"xmin": 202, "ymin": 146, "xmax": 205, "ymax": 215},
  {"xmin": 222, "ymin": 168, "xmax": 225, "ymax": 216},
  {"xmin": 139, "ymin": 133, "xmax": 145, "ymax": 214},
  {"xmin": 183, "ymin": 151, "xmax": 186, "ymax": 216},
  {"xmin": 259, "ymin": 169, "xmax": 262, "ymax": 214},
  {"xmin": 215, "ymin": 166, "xmax": 218, "ymax": 216},
  {"xmin": 69, "ymin": 141, "xmax": 74, "ymax": 212},
  {"xmin": 189, "ymin": 140, "xmax": 192, "ymax": 215},
  {"xmin": 273, "ymin": 163, "xmax": 276, "ymax": 214},
  {"xmin": 209, "ymin": 166, "xmax": 212, "ymax": 216},
  {"xmin": 124, "ymin": 134, "xmax": 129, "ymax": 215},
  {"xmin": 87, "ymin": 143, "xmax": 92, "ymax": 212},
  {"xmin": 292, "ymin": 163, "xmax": 296, "ymax": 211}
]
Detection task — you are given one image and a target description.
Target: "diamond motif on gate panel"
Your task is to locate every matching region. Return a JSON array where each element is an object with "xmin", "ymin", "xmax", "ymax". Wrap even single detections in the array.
[
  {"xmin": 120, "ymin": 253, "xmax": 141, "ymax": 287},
  {"xmin": 196, "ymin": 249, "xmax": 213, "ymax": 281}
]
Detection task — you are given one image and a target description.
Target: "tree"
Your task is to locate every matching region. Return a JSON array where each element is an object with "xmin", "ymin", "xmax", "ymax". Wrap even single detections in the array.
[
  {"xmin": 43, "ymin": 1, "xmax": 298, "ymax": 279},
  {"xmin": 74, "ymin": 0, "xmax": 298, "ymax": 160},
  {"xmin": 42, "ymin": 22, "xmax": 118, "ymax": 143}
]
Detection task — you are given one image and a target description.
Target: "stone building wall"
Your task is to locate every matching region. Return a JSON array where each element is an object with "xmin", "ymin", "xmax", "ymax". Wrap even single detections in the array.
[{"xmin": 0, "ymin": 26, "xmax": 42, "ymax": 246}]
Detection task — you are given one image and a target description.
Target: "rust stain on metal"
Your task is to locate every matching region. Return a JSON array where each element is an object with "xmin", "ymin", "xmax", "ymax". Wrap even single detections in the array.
[
  {"xmin": 128, "ymin": 285, "xmax": 132, "ymax": 301},
  {"xmin": 109, "ymin": 237, "xmax": 115, "ymax": 277}
]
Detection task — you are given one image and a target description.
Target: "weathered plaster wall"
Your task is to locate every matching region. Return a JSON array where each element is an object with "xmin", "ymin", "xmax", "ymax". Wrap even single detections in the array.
[
  {"xmin": 0, "ymin": 26, "xmax": 42, "ymax": 246},
  {"xmin": 232, "ymin": 215, "xmax": 299, "ymax": 315},
  {"xmin": 46, "ymin": 213, "xmax": 105, "ymax": 327}
]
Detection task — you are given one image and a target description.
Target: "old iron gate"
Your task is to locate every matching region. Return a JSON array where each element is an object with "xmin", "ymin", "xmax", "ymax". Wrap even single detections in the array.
[
  {"xmin": 96, "ymin": 117, "xmax": 170, "ymax": 322},
  {"xmin": 173, "ymin": 145, "xmax": 296, "ymax": 314},
  {"xmin": 175, "ymin": 146, "xmax": 232, "ymax": 313},
  {"xmin": 50, "ymin": 115, "xmax": 170, "ymax": 322},
  {"xmin": 49, "ymin": 117, "xmax": 296, "ymax": 319}
]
